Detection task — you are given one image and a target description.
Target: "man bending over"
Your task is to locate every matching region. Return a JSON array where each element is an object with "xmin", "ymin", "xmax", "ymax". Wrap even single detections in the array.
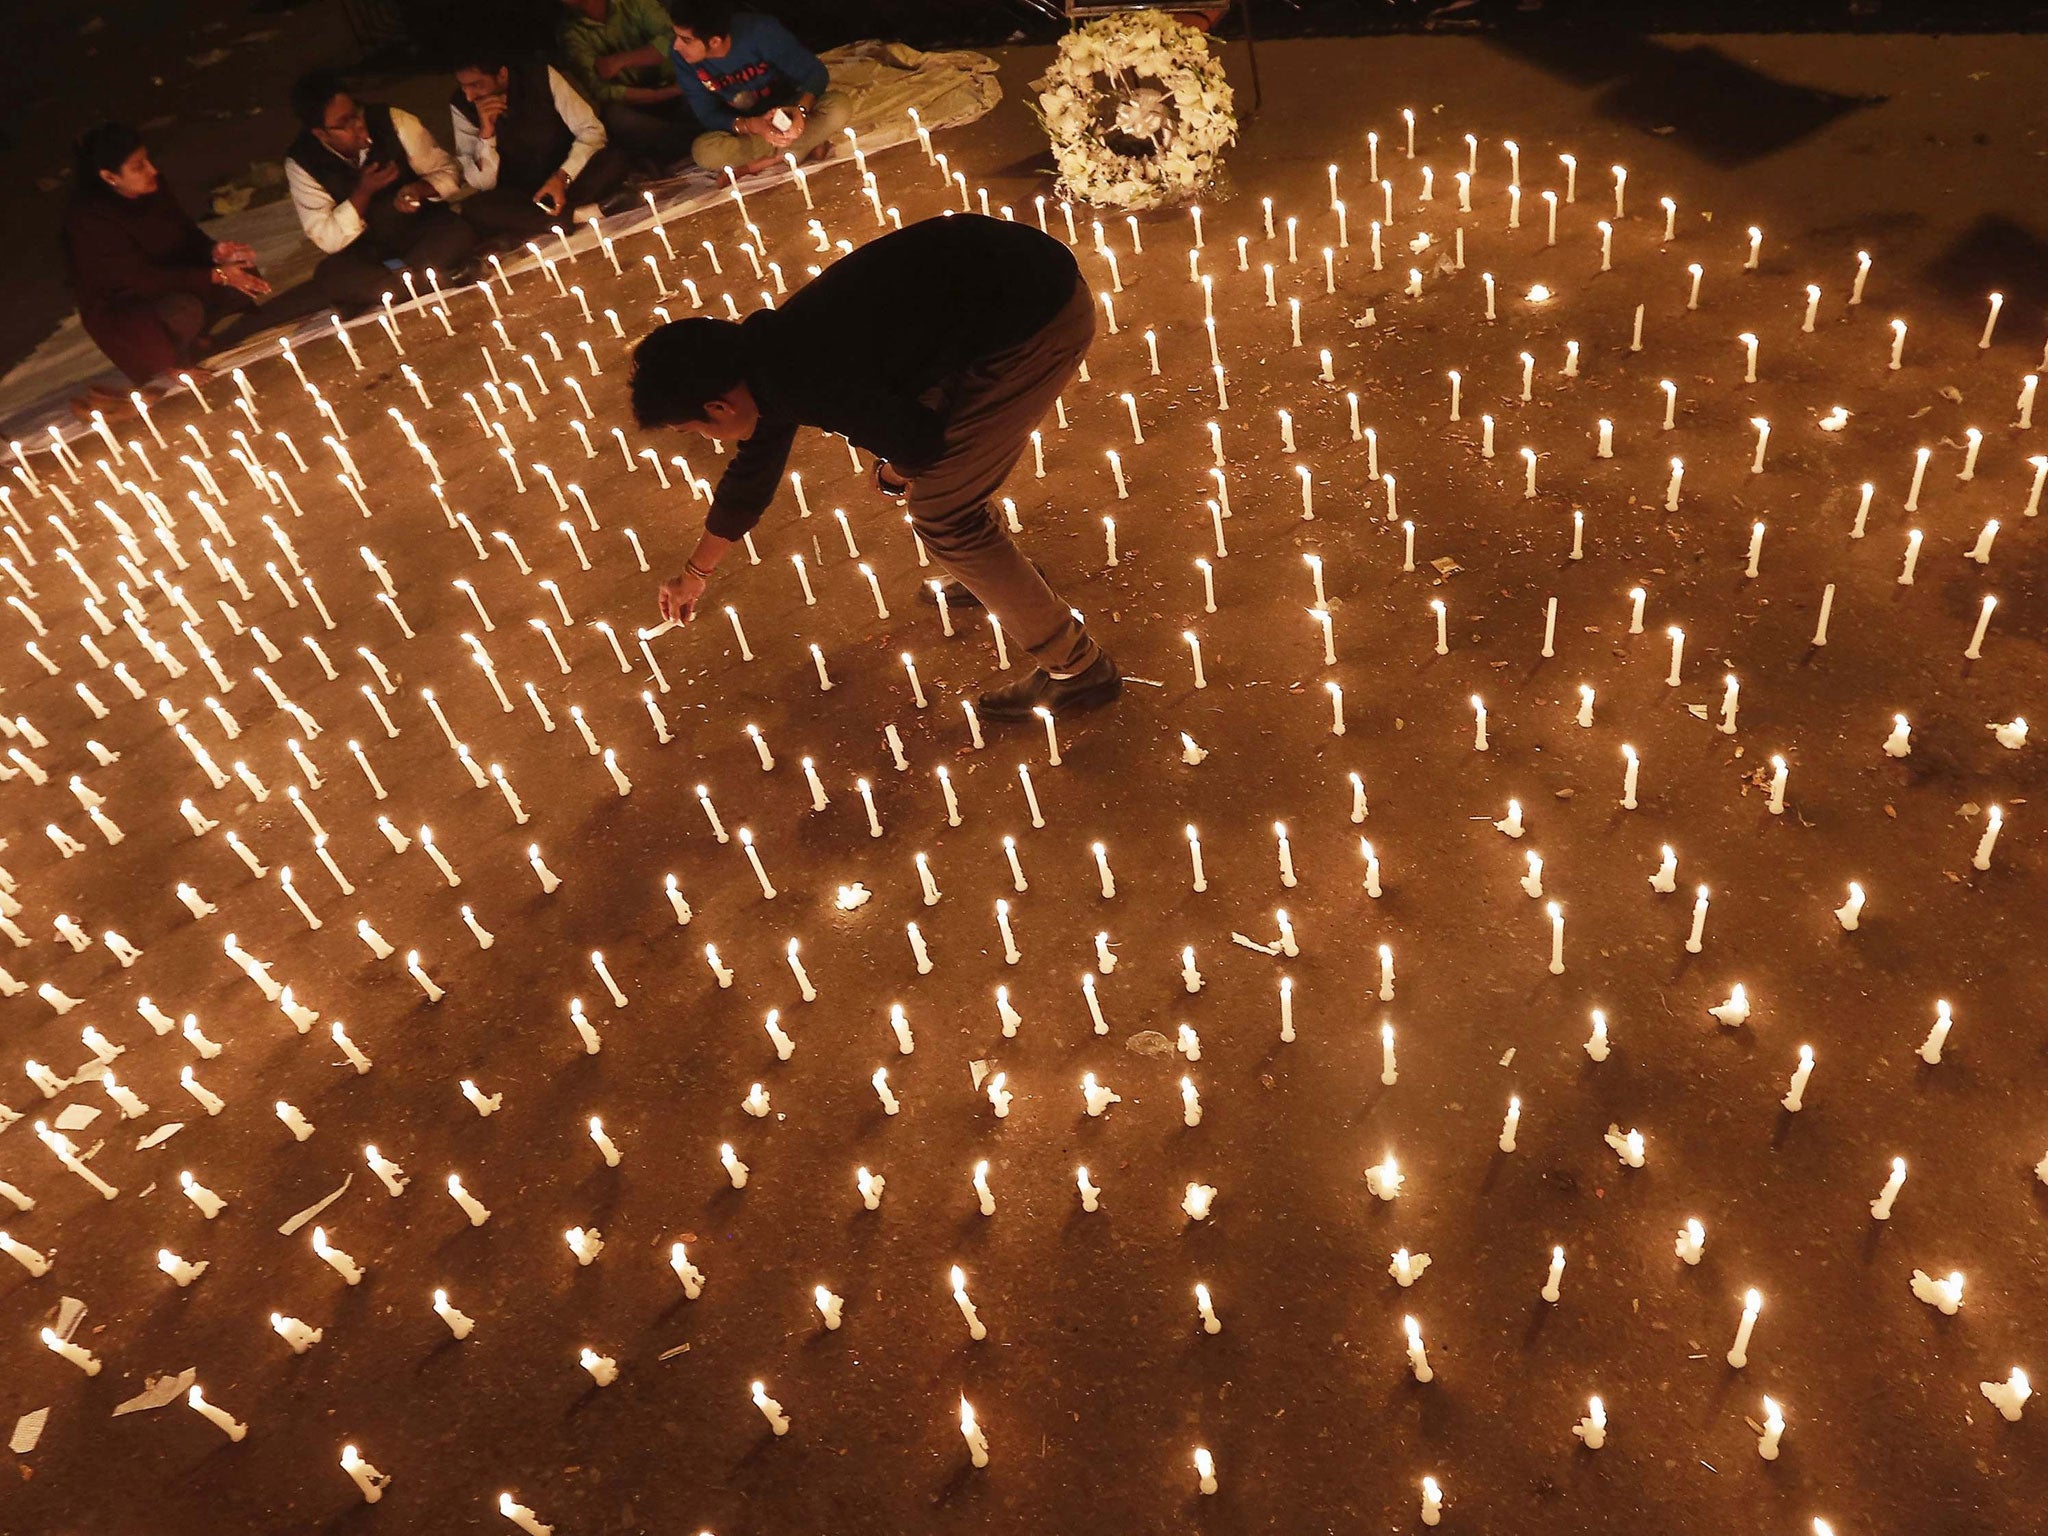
[{"xmin": 628, "ymin": 213, "xmax": 1121, "ymax": 722}]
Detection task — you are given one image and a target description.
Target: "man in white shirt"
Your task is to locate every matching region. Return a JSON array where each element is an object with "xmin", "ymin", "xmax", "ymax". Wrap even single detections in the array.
[
  {"xmin": 450, "ymin": 49, "xmax": 630, "ymax": 242},
  {"xmin": 283, "ymin": 71, "xmax": 478, "ymax": 313}
]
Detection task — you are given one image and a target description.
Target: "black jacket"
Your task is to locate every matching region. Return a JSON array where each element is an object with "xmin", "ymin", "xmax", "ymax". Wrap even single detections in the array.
[{"xmin": 704, "ymin": 214, "xmax": 1081, "ymax": 540}]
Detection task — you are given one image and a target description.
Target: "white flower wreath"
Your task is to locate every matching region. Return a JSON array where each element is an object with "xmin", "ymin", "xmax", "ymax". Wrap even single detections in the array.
[{"xmin": 1032, "ymin": 10, "xmax": 1237, "ymax": 210}]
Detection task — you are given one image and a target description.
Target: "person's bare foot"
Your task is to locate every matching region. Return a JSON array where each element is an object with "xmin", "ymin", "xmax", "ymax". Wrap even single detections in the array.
[
  {"xmin": 804, "ymin": 140, "xmax": 833, "ymax": 164},
  {"xmin": 737, "ymin": 155, "xmax": 778, "ymax": 175},
  {"xmin": 69, "ymin": 383, "xmax": 130, "ymax": 421}
]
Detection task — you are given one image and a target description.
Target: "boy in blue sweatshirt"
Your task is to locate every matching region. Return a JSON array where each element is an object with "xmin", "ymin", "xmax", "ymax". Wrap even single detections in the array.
[{"xmin": 667, "ymin": 1, "xmax": 851, "ymax": 174}]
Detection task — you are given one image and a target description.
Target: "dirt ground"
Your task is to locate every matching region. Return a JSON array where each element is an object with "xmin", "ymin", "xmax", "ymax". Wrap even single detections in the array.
[{"xmin": 0, "ymin": 29, "xmax": 2044, "ymax": 1536}]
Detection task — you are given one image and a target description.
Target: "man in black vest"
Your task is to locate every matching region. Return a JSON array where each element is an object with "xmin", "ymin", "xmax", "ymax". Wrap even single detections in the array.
[
  {"xmin": 451, "ymin": 49, "xmax": 630, "ymax": 242},
  {"xmin": 284, "ymin": 71, "xmax": 478, "ymax": 313},
  {"xmin": 630, "ymin": 215, "xmax": 1122, "ymax": 722}
]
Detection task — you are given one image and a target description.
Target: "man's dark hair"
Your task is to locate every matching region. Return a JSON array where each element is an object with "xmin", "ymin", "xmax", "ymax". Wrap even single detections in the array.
[
  {"xmin": 73, "ymin": 122, "xmax": 144, "ymax": 190},
  {"xmin": 290, "ymin": 70, "xmax": 348, "ymax": 130},
  {"xmin": 669, "ymin": 0, "xmax": 736, "ymax": 40},
  {"xmin": 630, "ymin": 319, "xmax": 747, "ymax": 428}
]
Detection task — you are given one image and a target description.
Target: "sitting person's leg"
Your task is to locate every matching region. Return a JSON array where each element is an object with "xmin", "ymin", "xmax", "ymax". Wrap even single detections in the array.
[
  {"xmin": 309, "ymin": 246, "xmax": 404, "ymax": 316},
  {"xmin": 565, "ymin": 144, "xmax": 631, "ymax": 210},
  {"xmin": 396, "ymin": 204, "xmax": 478, "ymax": 283},
  {"xmin": 689, "ymin": 125, "xmax": 763, "ymax": 175},
  {"xmin": 782, "ymin": 89, "xmax": 853, "ymax": 162},
  {"xmin": 212, "ymin": 272, "xmax": 341, "ymax": 349},
  {"xmin": 80, "ymin": 293, "xmax": 200, "ymax": 386},
  {"xmin": 461, "ymin": 186, "xmax": 553, "ymax": 244},
  {"xmin": 602, "ymin": 101, "xmax": 696, "ymax": 168}
]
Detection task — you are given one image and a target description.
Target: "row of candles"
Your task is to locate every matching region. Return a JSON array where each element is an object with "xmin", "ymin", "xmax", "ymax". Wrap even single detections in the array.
[{"xmin": 1, "ymin": 112, "xmax": 2036, "ymax": 1535}]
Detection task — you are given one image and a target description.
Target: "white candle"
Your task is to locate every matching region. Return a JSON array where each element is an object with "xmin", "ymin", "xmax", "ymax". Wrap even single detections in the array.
[
  {"xmin": 1981, "ymin": 1369, "xmax": 2032, "ymax": 1423},
  {"xmin": 1783, "ymin": 1045, "xmax": 1815, "ymax": 1111},
  {"xmin": 1910, "ymin": 1269, "xmax": 1964, "ymax": 1314},
  {"xmin": 1574, "ymin": 1397, "xmax": 1607, "ymax": 1449},
  {"xmin": 1621, "ymin": 744, "xmax": 1640, "ymax": 810},
  {"xmin": 1194, "ymin": 1447, "xmax": 1218, "ymax": 1495},
  {"xmin": 188, "ymin": 1387, "xmax": 246, "ymax": 1441},
  {"xmin": 1365, "ymin": 1155, "xmax": 1402, "ymax": 1200},
  {"xmin": 499, "ymin": 1494, "xmax": 552, "ymax": 1534},
  {"xmin": 41, "ymin": 1326, "xmax": 100, "ymax": 1374},
  {"xmin": 1686, "ymin": 885, "xmax": 1709, "ymax": 953},
  {"xmin": 1404, "ymin": 1315, "xmax": 1433, "ymax": 1381},
  {"xmin": 1727, "ymin": 1288, "xmax": 1762, "ymax": 1368},
  {"xmin": 342, "ymin": 1445, "xmax": 388, "ymax": 1503},
  {"xmin": 1973, "ymin": 809, "xmax": 2004, "ymax": 871},
  {"xmin": 1676, "ymin": 1219, "xmax": 1705, "ymax": 1265},
  {"xmin": 1964, "ymin": 594, "xmax": 1997, "ymax": 660},
  {"xmin": 312, "ymin": 1226, "xmax": 363, "ymax": 1284}
]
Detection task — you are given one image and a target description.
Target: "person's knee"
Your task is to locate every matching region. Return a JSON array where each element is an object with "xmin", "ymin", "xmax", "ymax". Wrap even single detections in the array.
[
  {"xmin": 811, "ymin": 90, "xmax": 853, "ymax": 136},
  {"xmin": 577, "ymin": 146, "xmax": 631, "ymax": 201},
  {"xmin": 691, "ymin": 132, "xmax": 745, "ymax": 171},
  {"xmin": 911, "ymin": 499, "xmax": 1002, "ymax": 557},
  {"xmin": 153, "ymin": 292, "xmax": 206, "ymax": 346},
  {"xmin": 312, "ymin": 253, "xmax": 384, "ymax": 311}
]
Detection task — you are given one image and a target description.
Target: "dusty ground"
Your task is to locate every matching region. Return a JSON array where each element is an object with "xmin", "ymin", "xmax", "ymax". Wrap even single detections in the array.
[{"xmin": 0, "ymin": 31, "xmax": 2045, "ymax": 1536}]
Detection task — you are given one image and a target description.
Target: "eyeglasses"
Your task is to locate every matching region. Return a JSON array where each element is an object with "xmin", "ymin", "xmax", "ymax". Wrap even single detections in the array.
[{"xmin": 322, "ymin": 105, "xmax": 365, "ymax": 133}]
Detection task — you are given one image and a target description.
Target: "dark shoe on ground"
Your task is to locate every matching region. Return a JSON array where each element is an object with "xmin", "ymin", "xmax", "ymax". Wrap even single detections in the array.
[{"xmin": 977, "ymin": 653, "xmax": 1121, "ymax": 721}]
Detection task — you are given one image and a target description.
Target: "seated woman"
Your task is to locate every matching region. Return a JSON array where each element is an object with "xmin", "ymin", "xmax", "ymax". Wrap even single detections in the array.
[{"xmin": 61, "ymin": 123, "xmax": 319, "ymax": 408}]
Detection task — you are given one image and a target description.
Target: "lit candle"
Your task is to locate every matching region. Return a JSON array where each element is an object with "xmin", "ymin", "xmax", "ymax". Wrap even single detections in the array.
[
  {"xmin": 1964, "ymin": 594, "xmax": 1997, "ymax": 660},
  {"xmin": 1574, "ymin": 1396, "xmax": 1607, "ymax": 1450},
  {"xmin": 1981, "ymin": 1369, "xmax": 2032, "ymax": 1423},
  {"xmin": 958, "ymin": 1396, "xmax": 991, "ymax": 1467},
  {"xmin": 1195, "ymin": 1447, "xmax": 1218, "ymax": 1495},
  {"xmin": 188, "ymin": 1387, "xmax": 246, "ymax": 1441},
  {"xmin": 41, "ymin": 1326, "xmax": 100, "ymax": 1374},
  {"xmin": 1727, "ymin": 1288, "xmax": 1763, "ymax": 1368},
  {"xmin": 1782, "ymin": 1045, "xmax": 1815, "ymax": 1111},
  {"xmin": 499, "ymin": 1494, "xmax": 552, "ymax": 1534},
  {"xmin": 1676, "ymin": 1219, "xmax": 1705, "ymax": 1265},
  {"xmin": 312, "ymin": 1226, "xmax": 363, "ymax": 1284},
  {"xmin": 950, "ymin": 1264, "xmax": 987, "ymax": 1339},
  {"xmin": 1685, "ymin": 886, "xmax": 1709, "ymax": 953}
]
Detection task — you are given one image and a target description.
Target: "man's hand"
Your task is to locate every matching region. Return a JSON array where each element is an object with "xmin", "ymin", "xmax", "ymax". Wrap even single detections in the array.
[
  {"xmin": 658, "ymin": 568, "xmax": 708, "ymax": 623},
  {"xmin": 533, "ymin": 171, "xmax": 571, "ymax": 217},
  {"xmin": 763, "ymin": 107, "xmax": 805, "ymax": 149},
  {"xmin": 355, "ymin": 159, "xmax": 403, "ymax": 202},
  {"xmin": 217, "ymin": 265, "xmax": 271, "ymax": 298},
  {"xmin": 873, "ymin": 460, "xmax": 909, "ymax": 499},
  {"xmin": 393, "ymin": 178, "xmax": 435, "ymax": 214},
  {"xmin": 594, "ymin": 51, "xmax": 631, "ymax": 80},
  {"xmin": 211, "ymin": 240, "xmax": 259, "ymax": 268},
  {"xmin": 475, "ymin": 93, "xmax": 508, "ymax": 138}
]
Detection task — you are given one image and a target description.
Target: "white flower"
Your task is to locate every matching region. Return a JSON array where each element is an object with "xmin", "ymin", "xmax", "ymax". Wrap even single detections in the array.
[{"xmin": 1032, "ymin": 7, "xmax": 1236, "ymax": 210}]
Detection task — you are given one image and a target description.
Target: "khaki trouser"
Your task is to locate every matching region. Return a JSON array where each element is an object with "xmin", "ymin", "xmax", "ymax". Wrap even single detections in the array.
[
  {"xmin": 690, "ymin": 89, "xmax": 854, "ymax": 173},
  {"xmin": 907, "ymin": 276, "xmax": 1099, "ymax": 677}
]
